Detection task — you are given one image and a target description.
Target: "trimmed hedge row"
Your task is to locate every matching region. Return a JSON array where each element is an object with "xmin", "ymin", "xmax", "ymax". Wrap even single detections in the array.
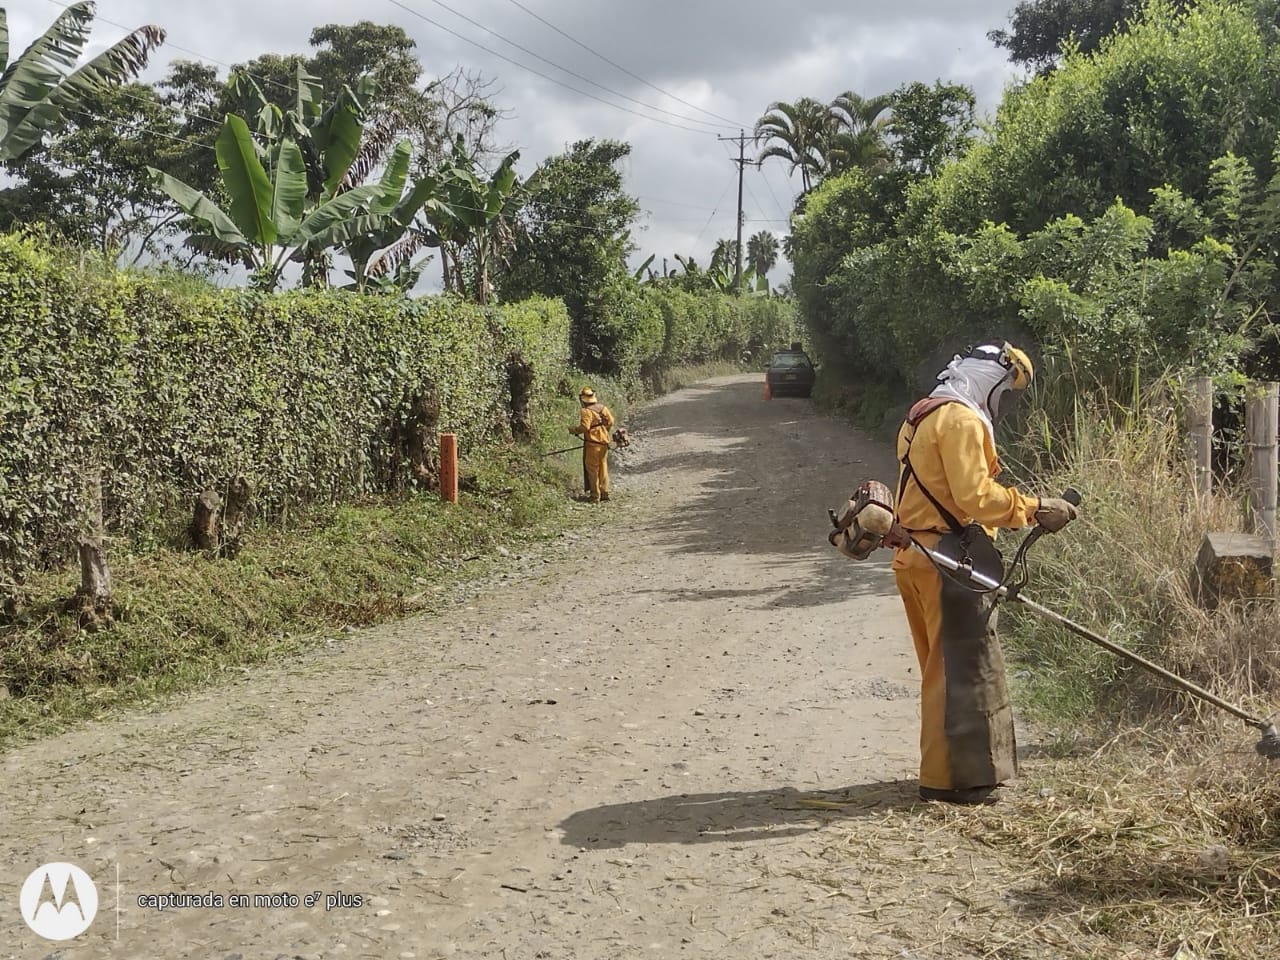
[
  {"xmin": 0, "ymin": 235, "xmax": 796, "ymax": 589},
  {"xmin": 0, "ymin": 235, "xmax": 570, "ymax": 586},
  {"xmin": 607, "ymin": 286, "xmax": 796, "ymax": 389}
]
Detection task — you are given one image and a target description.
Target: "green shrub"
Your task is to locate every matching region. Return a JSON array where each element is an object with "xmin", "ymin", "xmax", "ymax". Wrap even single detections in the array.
[{"xmin": 0, "ymin": 234, "xmax": 571, "ymax": 587}]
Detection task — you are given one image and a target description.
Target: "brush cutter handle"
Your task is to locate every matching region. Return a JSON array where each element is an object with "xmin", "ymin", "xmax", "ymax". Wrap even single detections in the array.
[{"xmin": 913, "ymin": 538, "xmax": 1270, "ymax": 730}]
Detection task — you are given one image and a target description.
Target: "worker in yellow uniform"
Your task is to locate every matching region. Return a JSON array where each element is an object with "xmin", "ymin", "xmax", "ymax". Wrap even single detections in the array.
[
  {"xmin": 891, "ymin": 342, "xmax": 1077, "ymax": 804},
  {"xmin": 569, "ymin": 386, "xmax": 615, "ymax": 503}
]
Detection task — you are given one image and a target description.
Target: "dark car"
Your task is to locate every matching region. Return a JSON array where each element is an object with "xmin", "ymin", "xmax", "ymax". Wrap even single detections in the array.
[{"xmin": 765, "ymin": 347, "xmax": 816, "ymax": 398}]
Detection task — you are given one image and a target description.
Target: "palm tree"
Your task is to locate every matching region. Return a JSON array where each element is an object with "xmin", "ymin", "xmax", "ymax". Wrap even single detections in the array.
[
  {"xmin": 710, "ymin": 237, "xmax": 739, "ymax": 275},
  {"xmin": 746, "ymin": 231, "xmax": 778, "ymax": 280},
  {"xmin": 753, "ymin": 97, "xmax": 831, "ymax": 195},
  {"xmin": 0, "ymin": 3, "xmax": 165, "ymax": 162},
  {"xmin": 825, "ymin": 90, "xmax": 893, "ymax": 175}
]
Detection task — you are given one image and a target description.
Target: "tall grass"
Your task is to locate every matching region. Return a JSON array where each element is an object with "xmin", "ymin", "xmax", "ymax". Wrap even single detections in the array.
[{"xmin": 1000, "ymin": 379, "xmax": 1279, "ymax": 733}]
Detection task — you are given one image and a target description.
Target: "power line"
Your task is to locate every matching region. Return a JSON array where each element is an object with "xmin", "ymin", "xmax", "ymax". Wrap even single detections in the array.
[
  {"xmin": 41, "ymin": 0, "xmax": 299, "ymax": 103},
  {"xmin": 500, "ymin": 0, "xmax": 746, "ymax": 130},
  {"xmin": 691, "ymin": 181, "xmax": 732, "ymax": 251},
  {"xmin": 755, "ymin": 162, "xmax": 793, "ymax": 225},
  {"xmin": 385, "ymin": 0, "xmax": 717, "ymax": 136},
  {"xmin": 52, "ymin": 106, "xmax": 669, "ymax": 242},
  {"xmin": 412, "ymin": 0, "xmax": 732, "ymax": 132}
]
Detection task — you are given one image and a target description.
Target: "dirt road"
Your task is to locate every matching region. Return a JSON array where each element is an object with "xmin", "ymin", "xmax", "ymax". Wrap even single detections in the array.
[{"xmin": 1, "ymin": 374, "xmax": 1034, "ymax": 959}]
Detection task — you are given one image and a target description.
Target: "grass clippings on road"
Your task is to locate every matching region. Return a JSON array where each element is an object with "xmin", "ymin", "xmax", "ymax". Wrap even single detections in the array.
[
  {"xmin": 903, "ymin": 732, "xmax": 1280, "ymax": 960},
  {"xmin": 0, "ymin": 445, "xmax": 580, "ymax": 749}
]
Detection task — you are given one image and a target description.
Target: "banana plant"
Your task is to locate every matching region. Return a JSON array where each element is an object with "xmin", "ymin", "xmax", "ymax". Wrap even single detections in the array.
[
  {"xmin": 631, "ymin": 253, "xmax": 656, "ymax": 282},
  {"xmin": 0, "ymin": 2, "xmax": 166, "ymax": 161},
  {"xmin": 230, "ymin": 64, "xmax": 370, "ymax": 204},
  {"xmin": 148, "ymin": 114, "xmax": 384, "ymax": 291},
  {"xmin": 423, "ymin": 135, "xmax": 525, "ymax": 303},
  {"xmin": 298, "ymin": 138, "xmax": 445, "ymax": 291}
]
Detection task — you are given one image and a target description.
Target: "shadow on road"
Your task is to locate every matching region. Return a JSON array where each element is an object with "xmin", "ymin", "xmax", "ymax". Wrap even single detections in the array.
[
  {"xmin": 558, "ymin": 778, "xmax": 919, "ymax": 849},
  {"xmin": 616, "ymin": 376, "xmax": 903, "ymax": 610}
]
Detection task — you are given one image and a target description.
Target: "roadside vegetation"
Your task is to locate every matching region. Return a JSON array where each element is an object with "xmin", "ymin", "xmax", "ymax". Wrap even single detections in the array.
[
  {"xmin": 762, "ymin": 1, "xmax": 1280, "ymax": 954},
  {"xmin": 0, "ymin": 6, "xmax": 795, "ymax": 745}
]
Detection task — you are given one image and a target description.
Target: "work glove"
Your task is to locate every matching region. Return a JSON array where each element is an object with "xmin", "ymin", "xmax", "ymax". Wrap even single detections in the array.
[{"xmin": 1034, "ymin": 497, "xmax": 1078, "ymax": 533}]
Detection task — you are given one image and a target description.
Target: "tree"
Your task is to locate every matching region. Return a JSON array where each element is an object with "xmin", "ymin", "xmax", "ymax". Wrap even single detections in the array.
[
  {"xmin": 753, "ymin": 97, "xmax": 832, "ymax": 195},
  {"xmin": 295, "ymin": 139, "xmax": 442, "ymax": 292},
  {"xmin": 825, "ymin": 90, "xmax": 893, "ymax": 175},
  {"xmin": 0, "ymin": 2, "xmax": 165, "ymax": 162},
  {"xmin": 747, "ymin": 231, "xmax": 779, "ymax": 280},
  {"xmin": 495, "ymin": 139, "xmax": 640, "ymax": 368},
  {"xmin": 887, "ymin": 81, "xmax": 977, "ymax": 177},
  {"xmin": 149, "ymin": 115, "xmax": 386, "ymax": 291},
  {"xmin": 0, "ymin": 83, "xmax": 192, "ymax": 266},
  {"xmin": 710, "ymin": 238, "xmax": 739, "ymax": 276},
  {"xmin": 987, "ymin": 0, "xmax": 1195, "ymax": 72},
  {"xmin": 424, "ymin": 135, "xmax": 524, "ymax": 303},
  {"xmin": 307, "ymin": 22, "xmax": 422, "ymax": 107}
]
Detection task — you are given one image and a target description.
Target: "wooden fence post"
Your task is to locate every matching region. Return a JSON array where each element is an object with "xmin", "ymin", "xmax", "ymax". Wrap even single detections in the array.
[
  {"xmin": 1245, "ymin": 381, "xmax": 1279, "ymax": 543},
  {"xmin": 439, "ymin": 433, "xmax": 458, "ymax": 504},
  {"xmin": 1187, "ymin": 376, "xmax": 1213, "ymax": 504}
]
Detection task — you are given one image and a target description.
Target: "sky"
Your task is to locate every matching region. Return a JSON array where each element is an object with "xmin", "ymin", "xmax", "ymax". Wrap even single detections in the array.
[{"xmin": 16, "ymin": 0, "xmax": 1034, "ymax": 286}]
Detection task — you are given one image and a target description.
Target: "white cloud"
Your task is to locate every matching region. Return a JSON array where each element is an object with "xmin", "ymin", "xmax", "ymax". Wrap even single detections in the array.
[{"xmin": 20, "ymin": 0, "xmax": 1029, "ymax": 286}]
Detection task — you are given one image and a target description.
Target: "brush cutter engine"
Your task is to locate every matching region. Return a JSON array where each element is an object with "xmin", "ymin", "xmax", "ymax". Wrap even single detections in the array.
[{"xmin": 828, "ymin": 480, "xmax": 896, "ymax": 560}]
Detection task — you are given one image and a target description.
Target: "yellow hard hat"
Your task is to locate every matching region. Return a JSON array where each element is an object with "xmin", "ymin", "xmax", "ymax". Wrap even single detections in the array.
[
  {"xmin": 1005, "ymin": 345, "xmax": 1033, "ymax": 390},
  {"xmin": 579, "ymin": 386, "xmax": 597, "ymax": 403}
]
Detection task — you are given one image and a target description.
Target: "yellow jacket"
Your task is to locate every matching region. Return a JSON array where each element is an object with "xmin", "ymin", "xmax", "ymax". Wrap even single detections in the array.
[
  {"xmin": 572, "ymin": 402, "xmax": 614, "ymax": 445},
  {"xmin": 892, "ymin": 400, "xmax": 1039, "ymax": 571}
]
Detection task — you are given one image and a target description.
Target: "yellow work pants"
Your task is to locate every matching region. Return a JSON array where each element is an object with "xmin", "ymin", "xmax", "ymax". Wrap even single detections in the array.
[
  {"xmin": 895, "ymin": 562, "xmax": 1015, "ymax": 791},
  {"xmin": 896, "ymin": 563, "xmax": 953, "ymax": 789},
  {"xmin": 583, "ymin": 442, "xmax": 609, "ymax": 501}
]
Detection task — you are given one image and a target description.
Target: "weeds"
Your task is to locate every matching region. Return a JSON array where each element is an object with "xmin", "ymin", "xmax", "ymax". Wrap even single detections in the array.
[
  {"xmin": 0, "ymin": 444, "xmax": 578, "ymax": 748},
  {"xmin": 999, "ymin": 383, "xmax": 1275, "ymax": 730}
]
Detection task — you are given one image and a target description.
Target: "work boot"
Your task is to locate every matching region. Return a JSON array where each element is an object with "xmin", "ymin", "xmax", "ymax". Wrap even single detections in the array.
[
  {"xmin": 918, "ymin": 785, "xmax": 1002, "ymax": 805},
  {"xmin": 600, "ymin": 492, "xmax": 610, "ymax": 502}
]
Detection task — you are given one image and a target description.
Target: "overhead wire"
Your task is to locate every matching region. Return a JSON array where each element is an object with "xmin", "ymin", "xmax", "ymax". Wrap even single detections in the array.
[
  {"xmin": 41, "ymin": 0, "xmax": 300, "ymax": 104},
  {"xmin": 409, "ymin": 0, "xmax": 733, "ymax": 131},
  {"xmin": 499, "ymin": 0, "xmax": 746, "ymax": 130},
  {"xmin": 384, "ymin": 0, "xmax": 717, "ymax": 136},
  {"xmin": 35, "ymin": 2, "xmax": 748, "ymax": 251},
  {"xmin": 54, "ymin": 104, "xmax": 670, "ymax": 241},
  {"xmin": 691, "ymin": 181, "xmax": 732, "ymax": 251}
]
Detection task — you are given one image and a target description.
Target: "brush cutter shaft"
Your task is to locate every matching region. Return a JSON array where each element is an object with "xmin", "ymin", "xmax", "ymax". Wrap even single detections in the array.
[
  {"xmin": 916, "ymin": 542, "xmax": 1270, "ymax": 731},
  {"xmin": 540, "ymin": 444, "xmax": 585, "ymax": 457}
]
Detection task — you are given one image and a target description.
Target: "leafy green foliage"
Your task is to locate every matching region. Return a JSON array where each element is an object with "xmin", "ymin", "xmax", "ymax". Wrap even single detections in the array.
[
  {"xmin": 0, "ymin": 83, "xmax": 191, "ymax": 266},
  {"xmin": 791, "ymin": 0, "xmax": 1280, "ymax": 420},
  {"xmin": 989, "ymin": 0, "xmax": 1144, "ymax": 71},
  {"xmin": 887, "ymin": 81, "xmax": 977, "ymax": 178},
  {"xmin": 753, "ymin": 91, "xmax": 893, "ymax": 199},
  {"xmin": 496, "ymin": 139, "xmax": 641, "ymax": 365},
  {"xmin": 0, "ymin": 232, "xmax": 571, "ymax": 590},
  {"xmin": 0, "ymin": 2, "xmax": 165, "ymax": 162}
]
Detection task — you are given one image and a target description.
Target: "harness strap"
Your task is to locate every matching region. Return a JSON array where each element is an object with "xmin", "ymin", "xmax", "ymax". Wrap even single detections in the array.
[{"xmin": 897, "ymin": 400, "xmax": 965, "ymax": 538}]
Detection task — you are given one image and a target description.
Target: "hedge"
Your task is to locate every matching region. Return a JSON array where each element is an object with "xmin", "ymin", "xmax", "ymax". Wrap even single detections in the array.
[
  {"xmin": 0, "ymin": 234, "xmax": 796, "ymax": 590},
  {"xmin": 0, "ymin": 235, "xmax": 570, "ymax": 587}
]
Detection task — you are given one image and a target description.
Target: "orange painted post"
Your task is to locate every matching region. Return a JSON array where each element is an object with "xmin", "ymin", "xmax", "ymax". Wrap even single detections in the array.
[
  {"xmin": 763, "ymin": 380, "xmax": 772, "ymax": 401},
  {"xmin": 439, "ymin": 432, "xmax": 458, "ymax": 504}
]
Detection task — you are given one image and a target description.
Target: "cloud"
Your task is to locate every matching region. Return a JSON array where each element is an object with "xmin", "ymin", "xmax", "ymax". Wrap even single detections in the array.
[{"xmin": 19, "ymin": 0, "xmax": 1029, "ymax": 285}]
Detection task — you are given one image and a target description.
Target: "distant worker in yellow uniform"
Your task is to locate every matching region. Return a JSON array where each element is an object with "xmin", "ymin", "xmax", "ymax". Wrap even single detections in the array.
[
  {"xmin": 892, "ymin": 342, "xmax": 1077, "ymax": 805},
  {"xmin": 569, "ymin": 386, "xmax": 615, "ymax": 503}
]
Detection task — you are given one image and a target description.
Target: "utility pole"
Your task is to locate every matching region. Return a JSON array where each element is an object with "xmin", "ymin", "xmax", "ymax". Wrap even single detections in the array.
[{"xmin": 718, "ymin": 129, "xmax": 749, "ymax": 294}]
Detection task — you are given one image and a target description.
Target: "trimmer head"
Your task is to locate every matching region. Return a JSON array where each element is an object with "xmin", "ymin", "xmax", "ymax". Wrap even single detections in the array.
[{"xmin": 1255, "ymin": 724, "xmax": 1280, "ymax": 760}]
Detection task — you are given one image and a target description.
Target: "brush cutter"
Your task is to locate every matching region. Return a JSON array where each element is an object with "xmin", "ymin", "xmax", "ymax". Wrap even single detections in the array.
[
  {"xmin": 538, "ymin": 427, "xmax": 632, "ymax": 458},
  {"xmin": 828, "ymin": 482, "xmax": 1280, "ymax": 760}
]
